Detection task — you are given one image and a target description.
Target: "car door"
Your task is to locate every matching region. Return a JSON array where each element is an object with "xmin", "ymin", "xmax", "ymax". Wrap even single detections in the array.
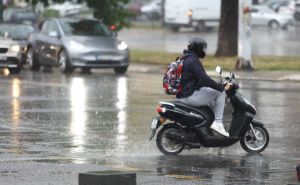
[
  {"xmin": 258, "ymin": 9, "xmax": 271, "ymax": 26},
  {"xmin": 34, "ymin": 21, "xmax": 50, "ymax": 65},
  {"xmin": 251, "ymin": 8, "xmax": 265, "ymax": 26},
  {"xmin": 44, "ymin": 20, "xmax": 63, "ymax": 66}
]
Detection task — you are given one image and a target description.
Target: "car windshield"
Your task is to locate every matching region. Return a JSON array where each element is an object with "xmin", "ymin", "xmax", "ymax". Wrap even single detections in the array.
[
  {"xmin": 0, "ymin": 24, "xmax": 34, "ymax": 40},
  {"xmin": 15, "ymin": 12, "xmax": 36, "ymax": 19},
  {"xmin": 60, "ymin": 20, "xmax": 112, "ymax": 37},
  {"xmin": 256, "ymin": 6, "xmax": 274, "ymax": 13}
]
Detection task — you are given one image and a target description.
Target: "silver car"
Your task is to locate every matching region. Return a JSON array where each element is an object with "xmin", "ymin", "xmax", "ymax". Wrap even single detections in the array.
[
  {"xmin": 0, "ymin": 23, "xmax": 34, "ymax": 74},
  {"xmin": 27, "ymin": 18, "xmax": 129, "ymax": 74},
  {"xmin": 251, "ymin": 5, "xmax": 293, "ymax": 29}
]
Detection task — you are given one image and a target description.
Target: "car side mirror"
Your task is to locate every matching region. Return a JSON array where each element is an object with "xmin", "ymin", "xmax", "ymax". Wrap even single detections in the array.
[
  {"xmin": 49, "ymin": 31, "xmax": 59, "ymax": 38},
  {"xmin": 215, "ymin": 66, "xmax": 222, "ymax": 75},
  {"xmin": 4, "ymin": 31, "xmax": 11, "ymax": 38}
]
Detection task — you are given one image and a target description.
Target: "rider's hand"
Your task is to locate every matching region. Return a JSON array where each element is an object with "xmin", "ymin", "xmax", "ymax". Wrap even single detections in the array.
[{"xmin": 224, "ymin": 82, "xmax": 233, "ymax": 91}]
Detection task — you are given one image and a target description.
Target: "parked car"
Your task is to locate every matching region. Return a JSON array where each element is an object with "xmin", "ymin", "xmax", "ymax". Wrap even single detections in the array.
[
  {"xmin": 267, "ymin": 0, "xmax": 295, "ymax": 15},
  {"xmin": 27, "ymin": 18, "xmax": 129, "ymax": 74},
  {"xmin": 294, "ymin": 0, "xmax": 300, "ymax": 21},
  {"xmin": 126, "ymin": 1, "xmax": 143, "ymax": 20},
  {"xmin": 126, "ymin": 1, "xmax": 143, "ymax": 15},
  {"xmin": 3, "ymin": 8, "xmax": 38, "ymax": 25},
  {"xmin": 0, "ymin": 23, "xmax": 35, "ymax": 74},
  {"xmin": 251, "ymin": 5, "xmax": 293, "ymax": 29},
  {"xmin": 141, "ymin": 0, "xmax": 162, "ymax": 20}
]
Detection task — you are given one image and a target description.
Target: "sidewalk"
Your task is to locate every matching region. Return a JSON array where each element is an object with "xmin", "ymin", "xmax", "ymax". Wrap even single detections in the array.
[{"xmin": 128, "ymin": 64, "xmax": 300, "ymax": 82}]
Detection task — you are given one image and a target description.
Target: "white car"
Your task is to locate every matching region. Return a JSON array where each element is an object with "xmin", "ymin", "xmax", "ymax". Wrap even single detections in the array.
[
  {"xmin": 251, "ymin": 5, "xmax": 293, "ymax": 29},
  {"xmin": 141, "ymin": 0, "xmax": 162, "ymax": 19}
]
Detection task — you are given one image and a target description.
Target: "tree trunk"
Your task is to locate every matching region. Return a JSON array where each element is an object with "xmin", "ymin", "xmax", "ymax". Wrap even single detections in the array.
[{"xmin": 215, "ymin": 0, "xmax": 239, "ymax": 57}]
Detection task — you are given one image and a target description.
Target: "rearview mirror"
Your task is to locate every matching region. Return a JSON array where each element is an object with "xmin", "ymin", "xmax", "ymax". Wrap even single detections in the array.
[
  {"xmin": 215, "ymin": 66, "xmax": 222, "ymax": 74},
  {"xmin": 4, "ymin": 31, "xmax": 11, "ymax": 38},
  {"xmin": 230, "ymin": 72, "xmax": 235, "ymax": 79},
  {"xmin": 49, "ymin": 31, "xmax": 59, "ymax": 38}
]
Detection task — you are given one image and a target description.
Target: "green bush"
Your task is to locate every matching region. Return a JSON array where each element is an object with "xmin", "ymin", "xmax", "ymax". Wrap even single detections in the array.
[
  {"xmin": 43, "ymin": 9, "xmax": 60, "ymax": 18},
  {"xmin": 131, "ymin": 50, "xmax": 300, "ymax": 71}
]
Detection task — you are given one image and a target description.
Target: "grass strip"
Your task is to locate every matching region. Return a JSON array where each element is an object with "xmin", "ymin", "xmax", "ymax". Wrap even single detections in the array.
[{"xmin": 131, "ymin": 50, "xmax": 300, "ymax": 71}]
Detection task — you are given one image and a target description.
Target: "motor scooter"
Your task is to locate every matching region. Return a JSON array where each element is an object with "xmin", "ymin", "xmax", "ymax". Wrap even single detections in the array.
[{"xmin": 149, "ymin": 66, "xmax": 269, "ymax": 155}]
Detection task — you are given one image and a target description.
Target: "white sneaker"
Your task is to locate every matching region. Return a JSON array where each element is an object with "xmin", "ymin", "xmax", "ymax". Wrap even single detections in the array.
[{"xmin": 210, "ymin": 121, "xmax": 229, "ymax": 137}]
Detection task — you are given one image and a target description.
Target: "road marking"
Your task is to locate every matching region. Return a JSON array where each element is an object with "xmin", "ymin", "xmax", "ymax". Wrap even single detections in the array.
[
  {"xmin": 108, "ymin": 164, "xmax": 142, "ymax": 171},
  {"xmin": 165, "ymin": 174, "xmax": 204, "ymax": 181}
]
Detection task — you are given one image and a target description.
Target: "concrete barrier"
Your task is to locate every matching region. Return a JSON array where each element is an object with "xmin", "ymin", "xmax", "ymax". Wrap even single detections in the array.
[{"xmin": 79, "ymin": 171, "xmax": 136, "ymax": 185}]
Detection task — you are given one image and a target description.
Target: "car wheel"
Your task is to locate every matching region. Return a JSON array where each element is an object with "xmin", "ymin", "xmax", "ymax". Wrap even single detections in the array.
[
  {"xmin": 294, "ymin": 12, "xmax": 300, "ymax": 21},
  {"xmin": 268, "ymin": 20, "xmax": 279, "ymax": 29},
  {"xmin": 195, "ymin": 21, "xmax": 205, "ymax": 32},
  {"xmin": 27, "ymin": 47, "xmax": 40, "ymax": 71},
  {"xmin": 114, "ymin": 66, "xmax": 128, "ymax": 74},
  {"xmin": 170, "ymin": 26, "xmax": 179, "ymax": 32},
  {"xmin": 81, "ymin": 67, "xmax": 91, "ymax": 74},
  {"xmin": 58, "ymin": 50, "xmax": 73, "ymax": 74},
  {"xmin": 8, "ymin": 66, "xmax": 21, "ymax": 74}
]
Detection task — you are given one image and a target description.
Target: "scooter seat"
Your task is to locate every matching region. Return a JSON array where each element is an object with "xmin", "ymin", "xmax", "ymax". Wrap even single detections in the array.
[
  {"xmin": 166, "ymin": 101, "xmax": 215, "ymax": 122},
  {"xmin": 169, "ymin": 101, "xmax": 208, "ymax": 112}
]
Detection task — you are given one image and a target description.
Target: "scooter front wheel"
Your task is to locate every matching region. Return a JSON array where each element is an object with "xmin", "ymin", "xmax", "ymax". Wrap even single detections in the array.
[
  {"xmin": 156, "ymin": 126, "xmax": 185, "ymax": 155},
  {"xmin": 240, "ymin": 124, "xmax": 269, "ymax": 153}
]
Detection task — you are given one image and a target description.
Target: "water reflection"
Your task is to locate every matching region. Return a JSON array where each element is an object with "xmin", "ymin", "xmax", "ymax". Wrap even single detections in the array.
[
  {"xmin": 115, "ymin": 77, "xmax": 128, "ymax": 152},
  {"xmin": 70, "ymin": 77, "xmax": 86, "ymax": 153},
  {"xmin": 155, "ymin": 154, "xmax": 269, "ymax": 184},
  {"xmin": 11, "ymin": 78, "xmax": 21, "ymax": 153}
]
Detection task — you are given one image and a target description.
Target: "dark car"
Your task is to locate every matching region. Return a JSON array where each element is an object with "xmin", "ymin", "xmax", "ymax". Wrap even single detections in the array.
[
  {"xmin": 0, "ymin": 23, "xmax": 35, "ymax": 74},
  {"xmin": 27, "ymin": 18, "xmax": 130, "ymax": 74},
  {"xmin": 3, "ymin": 8, "xmax": 38, "ymax": 25},
  {"xmin": 294, "ymin": 1, "xmax": 300, "ymax": 21}
]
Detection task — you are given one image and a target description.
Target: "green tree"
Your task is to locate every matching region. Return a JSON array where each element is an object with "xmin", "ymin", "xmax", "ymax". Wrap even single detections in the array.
[
  {"xmin": 85, "ymin": 0, "xmax": 131, "ymax": 31},
  {"xmin": 28, "ymin": 0, "xmax": 131, "ymax": 31}
]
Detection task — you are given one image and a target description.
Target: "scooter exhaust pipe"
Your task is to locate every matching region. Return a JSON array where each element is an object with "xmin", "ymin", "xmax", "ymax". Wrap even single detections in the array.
[{"xmin": 165, "ymin": 131, "xmax": 184, "ymax": 142}]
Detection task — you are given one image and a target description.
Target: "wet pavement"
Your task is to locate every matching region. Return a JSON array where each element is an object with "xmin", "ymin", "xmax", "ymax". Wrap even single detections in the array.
[
  {"xmin": 119, "ymin": 24, "xmax": 300, "ymax": 56},
  {"xmin": 0, "ymin": 68, "xmax": 299, "ymax": 184}
]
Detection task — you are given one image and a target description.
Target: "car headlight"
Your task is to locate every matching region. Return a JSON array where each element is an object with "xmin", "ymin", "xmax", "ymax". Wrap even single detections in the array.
[
  {"xmin": 70, "ymin": 40, "xmax": 85, "ymax": 51},
  {"xmin": 118, "ymin": 41, "xmax": 128, "ymax": 50},
  {"xmin": 10, "ymin": 45, "xmax": 21, "ymax": 52}
]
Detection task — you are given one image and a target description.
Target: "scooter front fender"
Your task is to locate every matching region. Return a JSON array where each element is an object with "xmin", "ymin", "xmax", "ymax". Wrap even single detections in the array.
[{"xmin": 251, "ymin": 119, "xmax": 265, "ymax": 127}]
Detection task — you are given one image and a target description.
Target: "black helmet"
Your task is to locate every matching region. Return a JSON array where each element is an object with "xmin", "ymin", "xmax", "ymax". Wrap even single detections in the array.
[{"xmin": 187, "ymin": 37, "xmax": 207, "ymax": 58}]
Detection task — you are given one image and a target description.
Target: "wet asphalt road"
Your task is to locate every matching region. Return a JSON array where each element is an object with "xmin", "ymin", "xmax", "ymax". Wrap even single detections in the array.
[
  {"xmin": 119, "ymin": 24, "xmax": 300, "ymax": 56},
  {"xmin": 0, "ymin": 68, "xmax": 299, "ymax": 185}
]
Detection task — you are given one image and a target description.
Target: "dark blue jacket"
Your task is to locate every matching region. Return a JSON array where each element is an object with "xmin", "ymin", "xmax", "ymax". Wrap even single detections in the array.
[{"xmin": 176, "ymin": 50, "xmax": 224, "ymax": 99}]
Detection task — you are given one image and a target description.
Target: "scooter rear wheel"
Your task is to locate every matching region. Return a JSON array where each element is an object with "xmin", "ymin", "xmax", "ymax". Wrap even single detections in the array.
[
  {"xmin": 240, "ymin": 124, "xmax": 269, "ymax": 153},
  {"xmin": 156, "ymin": 126, "xmax": 185, "ymax": 155}
]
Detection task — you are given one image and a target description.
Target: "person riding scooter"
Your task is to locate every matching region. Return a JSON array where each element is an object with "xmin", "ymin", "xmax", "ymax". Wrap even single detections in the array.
[{"xmin": 176, "ymin": 37, "xmax": 232, "ymax": 137}]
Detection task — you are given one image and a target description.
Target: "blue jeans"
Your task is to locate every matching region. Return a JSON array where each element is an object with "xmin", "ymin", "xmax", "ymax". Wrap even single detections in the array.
[{"xmin": 178, "ymin": 87, "xmax": 226, "ymax": 122}]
